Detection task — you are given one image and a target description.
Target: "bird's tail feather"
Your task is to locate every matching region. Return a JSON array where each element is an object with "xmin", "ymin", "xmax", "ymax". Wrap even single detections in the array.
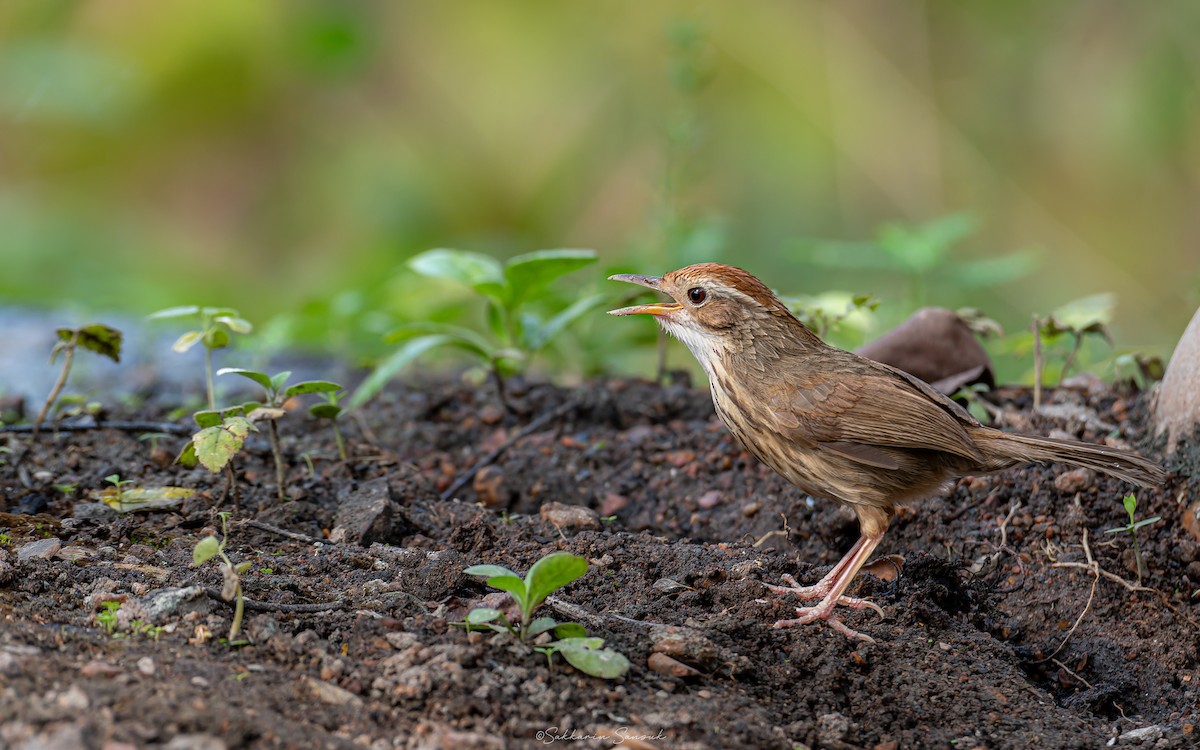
[{"xmin": 973, "ymin": 430, "xmax": 1166, "ymax": 488}]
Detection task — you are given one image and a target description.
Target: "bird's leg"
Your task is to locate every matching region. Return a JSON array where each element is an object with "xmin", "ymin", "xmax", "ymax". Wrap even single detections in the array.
[
  {"xmin": 773, "ymin": 532, "xmax": 885, "ymax": 642},
  {"xmin": 766, "ymin": 535, "xmax": 866, "ymax": 599}
]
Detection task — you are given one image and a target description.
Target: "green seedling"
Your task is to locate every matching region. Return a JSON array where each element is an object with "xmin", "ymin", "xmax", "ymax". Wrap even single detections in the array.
[
  {"xmin": 137, "ymin": 432, "xmax": 175, "ymax": 455},
  {"xmin": 0, "ymin": 533, "xmax": 11, "ymax": 547},
  {"xmin": 193, "ymin": 511, "xmax": 251, "ymax": 641},
  {"xmin": 149, "ymin": 306, "xmax": 253, "ymax": 411},
  {"xmin": 1031, "ymin": 293, "xmax": 1115, "ymax": 409},
  {"xmin": 1112, "ymin": 353, "xmax": 1165, "ymax": 392},
  {"xmin": 104, "ymin": 473, "xmax": 133, "ymax": 504},
  {"xmin": 782, "ymin": 291, "xmax": 879, "ymax": 348},
  {"xmin": 178, "ymin": 408, "xmax": 258, "ymax": 505},
  {"xmin": 308, "ymin": 389, "xmax": 348, "ymax": 461},
  {"xmin": 350, "ymin": 248, "xmax": 601, "ymax": 411},
  {"xmin": 95, "ymin": 602, "xmax": 163, "ymax": 640},
  {"xmin": 216, "ymin": 368, "xmax": 341, "ymax": 503},
  {"xmin": 459, "ymin": 552, "xmax": 630, "ymax": 679},
  {"xmin": 96, "ymin": 600, "xmax": 121, "ymax": 636},
  {"xmin": 1104, "ymin": 493, "xmax": 1161, "ymax": 583},
  {"xmin": 32, "ymin": 324, "xmax": 122, "ymax": 437}
]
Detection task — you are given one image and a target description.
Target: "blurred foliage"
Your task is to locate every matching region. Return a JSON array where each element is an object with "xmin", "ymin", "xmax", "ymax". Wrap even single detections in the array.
[{"xmin": 2, "ymin": 2, "xmax": 1196, "ymax": 386}]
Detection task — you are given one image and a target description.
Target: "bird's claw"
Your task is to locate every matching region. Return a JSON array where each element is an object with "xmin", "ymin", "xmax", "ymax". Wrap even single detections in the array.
[
  {"xmin": 772, "ymin": 606, "xmax": 878, "ymax": 644},
  {"xmin": 764, "ymin": 573, "xmax": 827, "ymax": 599}
]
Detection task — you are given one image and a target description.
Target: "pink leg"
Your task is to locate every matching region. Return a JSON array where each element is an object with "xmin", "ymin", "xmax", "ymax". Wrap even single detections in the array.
[{"xmin": 771, "ymin": 533, "xmax": 885, "ymax": 642}]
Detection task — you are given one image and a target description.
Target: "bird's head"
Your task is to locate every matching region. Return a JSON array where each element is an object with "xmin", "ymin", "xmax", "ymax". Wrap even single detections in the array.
[{"xmin": 608, "ymin": 263, "xmax": 813, "ymax": 366}]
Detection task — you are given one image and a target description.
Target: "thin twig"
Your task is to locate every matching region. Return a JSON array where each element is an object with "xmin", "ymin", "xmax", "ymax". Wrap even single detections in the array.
[
  {"xmin": 243, "ymin": 519, "xmax": 329, "ymax": 545},
  {"xmin": 752, "ymin": 513, "xmax": 792, "ymax": 548},
  {"xmin": 203, "ymin": 587, "xmax": 344, "ymax": 613},
  {"xmin": 997, "ymin": 502, "xmax": 1021, "ymax": 548},
  {"xmin": 440, "ymin": 398, "xmax": 578, "ymax": 501},
  {"xmin": 1038, "ymin": 528, "xmax": 1152, "ymax": 664},
  {"xmin": 1050, "ymin": 657, "xmax": 1095, "ymax": 690}
]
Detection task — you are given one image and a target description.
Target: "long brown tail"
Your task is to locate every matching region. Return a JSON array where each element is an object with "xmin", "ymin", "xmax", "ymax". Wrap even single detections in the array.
[{"xmin": 971, "ymin": 429, "xmax": 1166, "ymax": 487}]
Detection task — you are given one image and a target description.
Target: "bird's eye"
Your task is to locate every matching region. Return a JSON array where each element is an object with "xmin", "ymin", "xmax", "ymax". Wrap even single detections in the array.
[{"xmin": 687, "ymin": 287, "xmax": 707, "ymax": 305}]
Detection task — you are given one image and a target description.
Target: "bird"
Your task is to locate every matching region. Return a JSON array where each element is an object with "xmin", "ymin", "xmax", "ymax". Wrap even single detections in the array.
[{"xmin": 609, "ymin": 263, "xmax": 1166, "ymax": 641}]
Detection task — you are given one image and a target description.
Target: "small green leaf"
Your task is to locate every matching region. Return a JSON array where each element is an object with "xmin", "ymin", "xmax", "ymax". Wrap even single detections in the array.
[
  {"xmin": 1122, "ymin": 493, "xmax": 1138, "ymax": 520},
  {"xmin": 68, "ymin": 325, "xmax": 123, "ymax": 362},
  {"xmin": 284, "ymin": 381, "xmax": 342, "ymax": 397},
  {"xmin": 558, "ymin": 645, "xmax": 630, "ymax": 679},
  {"xmin": 217, "ymin": 368, "xmax": 274, "ymax": 392},
  {"xmin": 192, "ymin": 417, "xmax": 255, "ymax": 473},
  {"xmin": 176, "ymin": 441, "xmax": 198, "ymax": 467},
  {"xmin": 525, "ymin": 552, "xmax": 588, "ymax": 612},
  {"xmin": 527, "ymin": 616, "xmax": 559, "ymax": 637},
  {"xmin": 235, "ymin": 561, "xmax": 252, "ymax": 574},
  {"xmin": 193, "ymin": 536, "xmax": 221, "ymax": 566},
  {"xmin": 465, "ymin": 608, "xmax": 502, "ymax": 624},
  {"xmin": 214, "ymin": 315, "xmax": 253, "ymax": 334},
  {"xmin": 308, "ymin": 404, "xmax": 342, "ymax": 420},
  {"xmin": 1131, "ymin": 516, "xmax": 1162, "ymax": 531},
  {"xmin": 148, "ymin": 305, "xmax": 202, "ymax": 320},
  {"xmin": 172, "ymin": 330, "xmax": 204, "ymax": 353},
  {"xmin": 193, "ymin": 410, "xmax": 223, "ymax": 428},
  {"xmin": 484, "ymin": 575, "xmax": 528, "ymax": 611},
  {"xmin": 203, "ymin": 327, "xmax": 231, "ymax": 350},
  {"xmin": 269, "ymin": 371, "xmax": 292, "ymax": 392},
  {"xmin": 464, "ymin": 564, "xmax": 520, "ymax": 580},
  {"xmin": 553, "ymin": 621, "xmax": 588, "ymax": 639}
]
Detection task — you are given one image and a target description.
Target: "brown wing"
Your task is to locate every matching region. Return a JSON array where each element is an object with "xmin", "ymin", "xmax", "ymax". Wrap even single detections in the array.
[{"xmin": 764, "ymin": 359, "xmax": 985, "ymax": 466}]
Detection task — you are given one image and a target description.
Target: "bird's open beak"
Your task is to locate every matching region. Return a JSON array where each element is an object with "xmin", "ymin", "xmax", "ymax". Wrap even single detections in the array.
[{"xmin": 607, "ymin": 274, "xmax": 681, "ymax": 317}]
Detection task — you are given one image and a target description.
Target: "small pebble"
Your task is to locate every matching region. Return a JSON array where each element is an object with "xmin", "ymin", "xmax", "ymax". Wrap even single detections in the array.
[
  {"xmin": 1054, "ymin": 468, "xmax": 1095, "ymax": 494},
  {"xmin": 17, "ymin": 538, "xmax": 62, "ymax": 561},
  {"xmin": 696, "ymin": 490, "xmax": 722, "ymax": 509},
  {"xmin": 540, "ymin": 502, "xmax": 600, "ymax": 530},
  {"xmin": 137, "ymin": 657, "xmax": 156, "ymax": 676},
  {"xmin": 80, "ymin": 660, "xmax": 122, "ymax": 678},
  {"xmin": 647, "ymin": 652, "xmax": 700, "ymax": 678}
]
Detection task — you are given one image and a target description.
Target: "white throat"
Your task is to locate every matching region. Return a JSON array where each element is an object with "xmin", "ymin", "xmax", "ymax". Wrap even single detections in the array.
[{"xmin": 657, "ymin": 317, "xmax": 726, "ymax": 382}]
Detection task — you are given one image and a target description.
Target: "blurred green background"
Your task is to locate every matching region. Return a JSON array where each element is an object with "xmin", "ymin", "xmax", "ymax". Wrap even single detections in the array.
[{"xmin": 3, "ymin": 1, "xmax": 1198, "ymax": 383}]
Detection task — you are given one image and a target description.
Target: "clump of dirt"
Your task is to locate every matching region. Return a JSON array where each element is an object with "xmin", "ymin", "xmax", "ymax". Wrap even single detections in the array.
[{"xmin": 1, "ymin": 376, "xmax": 1197, "ymax": 749}]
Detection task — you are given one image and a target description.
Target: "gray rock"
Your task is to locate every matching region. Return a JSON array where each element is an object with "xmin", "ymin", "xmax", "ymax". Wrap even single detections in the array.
[
  {"xmin": 142, "ymin": 586, "xmax": 210, "ymax": 622},
  {"xmin": 332, "ymin": 477, "xmax": 401, "ymax": 546},
  {"xmin": 164, "ymin": 734, "xmax": 228, "ymax": 750},
  {"xmin": 71, "ymin": 503, "xmax": 118, "ymax": 521},
  {"xmin": 16, "ymin": 538, "xmax": 61, "ymax": 561}
]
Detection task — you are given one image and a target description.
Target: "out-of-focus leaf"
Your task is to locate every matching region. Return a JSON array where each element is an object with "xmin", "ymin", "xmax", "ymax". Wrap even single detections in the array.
[
  {"xmin": 284, "ymin": 381, "xmax": 342, "ymax": 397},
  {"xmin": 193, "ymin": 536, "xmax": 221, "ymax": 566},
  {"xmin": 346, "ymin": 333, "xmax": 455, "ymax": 411},
  {"xmin": 56, "ymin": 324, "xmax": 122, "ymax": 362},
  {"xmin": 99, "ymin": 485, "xmax": 194, "ymax": 513},
  {"xmin": 217, "ymin": 368, "xmax": 273, "ymax": 392},
  {"xmin": 503, "ymin": 249, "xmax": 597, "ymax": 305},
  {"xmin": 172, "ymin": 330, "xmax": 204, "ymax": 353},
  {"xmin": 524, "ymin": 293, "xmax": 606, "ymax": 352},
  {"xmin": 149, "ymin": 306, "xmax": 202, "ymax": 320},
  {"xmin": 408, "ymin": 249, "xmax": 505, "ymax": 301}
]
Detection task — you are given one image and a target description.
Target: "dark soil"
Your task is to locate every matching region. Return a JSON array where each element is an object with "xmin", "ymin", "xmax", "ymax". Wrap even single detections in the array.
[{"xmin": 1, "ymin": 375, "xmax": 1198, "ymax": 749}]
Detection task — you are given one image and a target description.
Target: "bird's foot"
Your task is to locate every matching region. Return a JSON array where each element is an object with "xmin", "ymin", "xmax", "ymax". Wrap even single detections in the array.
[
  {"xmin": 764, "ymin": 573, "xmax": 828, "ymax": 600},
  {"xmin": 771, "ymin": 591, "xmax": 885, "ymax": 642},
  {"xmin": 765, "ymin": 575, "xmax": 883, "ymax": 617},
  {"xmin": 772, "ymin": 609, "xmax": 878, "ymax": 643}
]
